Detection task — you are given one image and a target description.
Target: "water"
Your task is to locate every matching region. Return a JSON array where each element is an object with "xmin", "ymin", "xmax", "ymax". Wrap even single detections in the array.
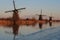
[{"xmin": 0, "ymin": 22, "xmax": 60, "ymax": 40}]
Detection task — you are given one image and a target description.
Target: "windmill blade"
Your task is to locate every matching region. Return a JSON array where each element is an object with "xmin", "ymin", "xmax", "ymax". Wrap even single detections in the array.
[
  {"xmin": 42, "ymin": 15, "xmax": 47, "ymax": 16},
  {"xmin": 35, "ymin": 14, "xmax": 38, "ymax": 16},
  {"xmin": 41, "ymin": 9, "xmax": 42, "ymax": 15},
  {"xmin": 46, "ymin": 15, "xmax": 54, "ymax": 18},
  {"xmin": 49, "ymin": 16, "xmax": 54, "ymax": 18},
  {"xmin": 36, "ymin": 14, "xmax": 46, "ymax": 16},
  {"xmin": 5, "ymin": 10, "xmax": 13, "ymax": 13},
  {"xmin": 16, "ymin": 8, "xmax": 26, "ymax": 10},
  {"xmin": 13, "ymin": 0, "xmax": 16, "ymax": 9},
  {"xmin": 36, "ymin": 14, "xmax": 41, "ymax": 16},
  {"xmin": 5, "ymin": 8, "xmax": 26, "ymax": 13}
]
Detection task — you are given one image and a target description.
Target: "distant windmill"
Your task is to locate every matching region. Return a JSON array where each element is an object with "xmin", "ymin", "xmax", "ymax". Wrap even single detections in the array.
[
  {"xmin": 39, "ymin": 9, "xmax": 43, "ymax": 20},
  {"xmin": 49, "ymin": 13, "xmax": 54, "ymax": 22},
  {"xmin": 36, "ymin": 9, "xmax": 46, "ymax": 20},
  {"xmin": 48, "ymin": 13, "xmax": 53, "ymax": 27},
  {"xmin": 49, "ymin": 16, "xmax": 52, "ymax": 21}
]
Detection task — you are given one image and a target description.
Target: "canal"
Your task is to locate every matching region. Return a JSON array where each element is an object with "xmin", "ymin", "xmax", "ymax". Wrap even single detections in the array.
[{"xmin": 0, "ymin": 22, "xmax": 60, "ymax": 40}]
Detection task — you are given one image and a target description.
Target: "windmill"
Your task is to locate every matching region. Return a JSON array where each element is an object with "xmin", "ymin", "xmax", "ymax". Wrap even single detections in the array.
[
  {"xmin": 39, "ymin": 23, "xmax": 43, "ymax": 29},
  {"xmin": 47, "ymin": 13, "xmax": 53, "ymax": 27},
  {"xmin": 36, "ymin": 9, "xmax": 46, "ymax": 20},
  {"xmin": 5, "ymin": 0, "xmax": 26, "ymax": 40},
  {"xmin": 49, "ymin": 13, "xmax": 54, "ymax": 22},
  {"xmin": 5, "ymin": 0, "xmax": 26, "ymax": 20}
]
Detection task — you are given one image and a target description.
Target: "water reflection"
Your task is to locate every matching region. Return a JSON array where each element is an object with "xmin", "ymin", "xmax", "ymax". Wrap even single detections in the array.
[
  {"xmin": 12, "ymin": 25, "xmax": 19, "ymax": 40},
  {"xmin": 6, "ymin": 22, "xmax": 53, "ymax": 40},
  {"xmin": 0, "ymin": 22, "xmax": 60, "ymax": 40},
  {"xmin": 12, "ymin": 25, "xmax": 19, "ymax": 36},
  {"xmin": 49, "ymin": 22, "xmax": 52, "ymax": 27},
  {"xmin": 39, "ymin": 23, "xmax": 43, "ymax": 29},
  {"xmin": 5, "ymin": 25, "xmax": 19, "ymax": 40}
]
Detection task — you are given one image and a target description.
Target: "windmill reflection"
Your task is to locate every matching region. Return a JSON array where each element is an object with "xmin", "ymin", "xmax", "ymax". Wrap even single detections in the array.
[
  {"xmin": 5, "ymin": 25, "xmax": 19, "ymax": 40},
  {"xmin": 49, "ymin": 16, "xmax": 53, "ymax": 27},
  {"xmin": 39, "ymin": 23, "xmax": 43, "ymax": 29},
  {"xmin": 12, "ymin": 25, "xmax": 19, "ymax": 40},
  {"xmin": 49, "ymin": 22, "xmax": 52, "ymax": 27}
]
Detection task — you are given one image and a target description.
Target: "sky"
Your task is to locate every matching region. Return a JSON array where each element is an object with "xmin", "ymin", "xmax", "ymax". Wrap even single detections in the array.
[{"xmin": 0, "ymin": 0, "xmax": 60, "ymax": 19}]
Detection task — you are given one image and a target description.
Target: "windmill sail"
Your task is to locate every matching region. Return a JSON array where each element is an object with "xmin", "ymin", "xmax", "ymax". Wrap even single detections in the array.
[
  {"xmin": 41, "ymin": 9, "xmax": 42, "ymax": 15},
  {"xmin": 13, "ymin": 0, "xmax": 16, "ymax": 10}
]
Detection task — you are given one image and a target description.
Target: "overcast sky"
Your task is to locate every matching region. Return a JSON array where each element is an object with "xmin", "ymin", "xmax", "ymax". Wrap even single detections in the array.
[{"xmin": 0, "ymin": 0, "xmax": 60, "ymax": 19}]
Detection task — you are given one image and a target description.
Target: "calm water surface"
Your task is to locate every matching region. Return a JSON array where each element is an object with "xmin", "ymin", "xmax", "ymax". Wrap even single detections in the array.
[{"xmin": 0, "ymin": 22, "xmax": 60, "ymax": 40}]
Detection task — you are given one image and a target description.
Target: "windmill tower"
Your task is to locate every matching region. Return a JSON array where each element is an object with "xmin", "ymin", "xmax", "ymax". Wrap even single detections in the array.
[
  {"xmin": 49, "ymin": 13, "xmax": 53, "ymax": 22},
  {"xmin": 39, "ymin": 9, "xmax": 43, "ymax": 20}
]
